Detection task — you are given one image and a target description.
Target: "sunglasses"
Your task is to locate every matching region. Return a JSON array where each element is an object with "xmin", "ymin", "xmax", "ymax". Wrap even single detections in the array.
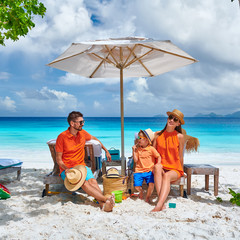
[
  {"xmin": 138, "ymin": 136, "xmax": 146, "ymax": 140},
  {"xmin": 168, "ymin": 115, "xmax": 179, "ymax": 122},
  {"xmin": 74, "ymin": 120, "xmax": 85, "ymax": 125}
]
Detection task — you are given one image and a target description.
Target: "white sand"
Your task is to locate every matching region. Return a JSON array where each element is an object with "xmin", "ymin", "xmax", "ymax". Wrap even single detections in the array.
[{"xmin": 1, "ymin": 166, "xmax": 240, "ymax": 240}]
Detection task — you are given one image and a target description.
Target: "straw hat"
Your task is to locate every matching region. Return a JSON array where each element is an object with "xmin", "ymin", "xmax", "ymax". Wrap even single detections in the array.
[
  {"xmin": 167, "ymin": 109, "xmax": 185, "ymax": 125},
  {"xmin": 141, "ymin": 128, "xmax": 155, "ymax": 144},
  {"xmin": 182, "ymin": 129, "xmax": 200, "ymax": 152},
  {"xmin": 64, "ymin": 165, "xmax": 87, "ymax": 191},
  {"xmin": 106, "ymin": 167, "xmax": 120, "ymax": 178}
]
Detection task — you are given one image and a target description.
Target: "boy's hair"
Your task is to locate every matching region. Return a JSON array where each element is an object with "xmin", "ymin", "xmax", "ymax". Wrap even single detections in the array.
[{"xmin": 67, "ymin": 111, "xmax": 83, "ymax": 125}]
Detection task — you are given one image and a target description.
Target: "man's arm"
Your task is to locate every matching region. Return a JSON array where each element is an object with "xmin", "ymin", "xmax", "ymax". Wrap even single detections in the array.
[
  {"xmin": 56, "ymin": 152, "xmax": 69, "ymax": 172},
  {"xmin": 91, "ymin": 136, "xmax": 112, "ymax": 162}
]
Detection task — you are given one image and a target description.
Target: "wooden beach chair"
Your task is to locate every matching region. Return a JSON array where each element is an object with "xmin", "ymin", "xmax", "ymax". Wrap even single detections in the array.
[
  {"xmin": 0, "ymin": 159, "xmax": 23, "ymax": 181},
  {"xmin": 42, "ymin": 140, "xmax": 96, "ymax": 196}
]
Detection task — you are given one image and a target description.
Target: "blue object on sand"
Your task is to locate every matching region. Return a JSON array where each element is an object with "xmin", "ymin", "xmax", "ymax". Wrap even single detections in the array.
[{"xmin": 169, "ymin": 203, "xmax": 176, "ymax": 208}]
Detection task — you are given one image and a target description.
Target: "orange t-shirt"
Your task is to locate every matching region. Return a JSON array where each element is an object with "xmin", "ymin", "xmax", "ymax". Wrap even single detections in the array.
[
  {"xmin": 135, "ymin": 146, "xmax": 160, "ymax": 173},
  {"xmin": 55, "ymin": 128, "xmax": 92, "ymax": 173},
  {"xmin": 156, "ymin": 130, "xmax": 184, "ymax": 177}
]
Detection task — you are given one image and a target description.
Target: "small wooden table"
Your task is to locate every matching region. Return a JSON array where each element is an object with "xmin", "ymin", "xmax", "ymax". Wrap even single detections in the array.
[{"xmin": 184, "ymin": 164, "xmax": 219, "ymax": 196}]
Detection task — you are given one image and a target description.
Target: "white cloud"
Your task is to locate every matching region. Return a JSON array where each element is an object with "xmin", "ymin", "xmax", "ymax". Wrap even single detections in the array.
[
  {"xmin": 16, "ymin": 87, "xmax": 84, "ymax": 113},
  {"xmin": 127, "ymin": 77, "xmax": 154, "ymax": 103},
  {"xmin": 0, "ymin": 72, "xmax": 11, "ymax": 81},
  {"xmin": 0, "ymin": 96, "xmax": 16, "ymax": 112}
]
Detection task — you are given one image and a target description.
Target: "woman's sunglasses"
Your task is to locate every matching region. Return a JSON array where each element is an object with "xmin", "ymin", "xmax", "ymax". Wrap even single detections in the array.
[{"xmin": 168, "ymin": 115, "xmax": 179, "ymax": 122}]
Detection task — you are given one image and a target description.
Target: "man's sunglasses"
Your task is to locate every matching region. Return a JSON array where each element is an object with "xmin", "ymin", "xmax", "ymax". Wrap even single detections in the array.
[
  {"xmin": 168, "ymin": 115, "xmax": 179, "ymax": 122},
  {"xmin": 74, "ymin": 120, "xmax": 85, "ymax": 125}
]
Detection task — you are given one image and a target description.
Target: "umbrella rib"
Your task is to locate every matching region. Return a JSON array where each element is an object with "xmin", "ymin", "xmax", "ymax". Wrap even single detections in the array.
[
  {"xmin": 124, "ymin": 49, "xmax": 154, "ymax": 68},
  {"xmin": 89, "ymin": 52, "xmax": 112, "ymax": 78},
  {"xmin": 91, "ymin": 53, "xmax": 116, "ymax": 66},
  {"xmin": 104, "ymin": 45, "xmax": 120, "ymax": 67},
  {"xmin": 138, "ymin": 43, "xmax": 197, "ymax": 62},
  {"xmin": 130, "ymin": 49, "xmax": 153, "ymax": 77},
  {"xmin": 122, "ymin": 45, "xmax": 137, "ymax": 68},
  {"xmin": 47, "ymin": 52, "xmax": 85, "ymax": 65}
]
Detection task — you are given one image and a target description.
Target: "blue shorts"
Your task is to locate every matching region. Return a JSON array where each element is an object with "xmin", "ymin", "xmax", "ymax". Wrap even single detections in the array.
[
  {"xmin": 134, "ymin": 171, "xmax": 154, "ymax": 187},
  {"xmin": 60, "ymin": 166, "xmax": 94, "ymax": 182}
]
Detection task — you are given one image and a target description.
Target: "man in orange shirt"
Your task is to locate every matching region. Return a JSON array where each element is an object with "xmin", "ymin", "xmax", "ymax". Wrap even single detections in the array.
[
  {"xmin": 56, "ymin": 111, "xmax": 114, "ymax": 212},
  {"xmin": 132, "ymin": 128, "xmax": 161, "ymax": 203}
]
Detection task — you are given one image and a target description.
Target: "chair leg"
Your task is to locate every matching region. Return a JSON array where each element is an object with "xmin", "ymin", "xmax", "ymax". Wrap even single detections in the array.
[
  {"xmin": 180, "ymin": 185, "xmax": 184, "ymax": 197},
  {"xmin": 205, "ymin": 175, "xmax": 209, "ymax": 191},
  {"xmin": 45, "ymin": 184, "xmax": 49, "ymax": 196},
  {"xmin": 17, "ymin": 169, "xmax": 21, "ymax": 181}
]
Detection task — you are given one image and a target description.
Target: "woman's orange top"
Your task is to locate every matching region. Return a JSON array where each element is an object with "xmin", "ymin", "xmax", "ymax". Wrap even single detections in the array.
[{"xmin": 156, "ymin": 130, "xmax": 184, "ymax": 177}]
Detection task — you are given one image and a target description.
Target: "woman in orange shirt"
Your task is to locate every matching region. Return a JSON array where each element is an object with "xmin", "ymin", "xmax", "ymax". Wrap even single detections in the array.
[{"xmin": 152, "ymin": 109, "xmax": 185, "ymax": 212}]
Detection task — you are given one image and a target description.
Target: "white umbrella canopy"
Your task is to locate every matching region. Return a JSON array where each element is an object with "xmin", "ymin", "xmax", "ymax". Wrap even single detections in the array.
[{"xmin": 47, "ymin": 37, "xmax": 197, "ymax": 174}]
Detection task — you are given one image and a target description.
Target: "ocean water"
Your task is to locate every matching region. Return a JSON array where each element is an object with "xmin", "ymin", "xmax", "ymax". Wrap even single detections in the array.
[{"xmin": 0, "ymin": 117, "xmax": 240, "ymax": 168}]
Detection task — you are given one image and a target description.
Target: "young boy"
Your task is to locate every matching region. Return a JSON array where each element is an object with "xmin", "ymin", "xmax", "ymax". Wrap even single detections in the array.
[{"xmin": 132, "ymin": 128, "xmax": 161, "ymax": 202}]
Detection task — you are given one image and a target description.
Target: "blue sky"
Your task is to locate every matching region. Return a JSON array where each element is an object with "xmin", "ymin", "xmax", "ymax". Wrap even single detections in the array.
[{"xmin": 0, "ymin": 0, "xmax": 240, "ymax": 117}]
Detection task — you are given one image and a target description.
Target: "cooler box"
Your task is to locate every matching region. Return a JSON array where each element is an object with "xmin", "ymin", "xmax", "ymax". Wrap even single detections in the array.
[{"xmin": 108, "ymin": 148, "xmax": 120, "ymax": 161}]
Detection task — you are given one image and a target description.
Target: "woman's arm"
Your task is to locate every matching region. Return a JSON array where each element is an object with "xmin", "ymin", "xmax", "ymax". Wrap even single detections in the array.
[{"xmin": 177, "ymin": 133, "xmax": 185, "ymax": 168}]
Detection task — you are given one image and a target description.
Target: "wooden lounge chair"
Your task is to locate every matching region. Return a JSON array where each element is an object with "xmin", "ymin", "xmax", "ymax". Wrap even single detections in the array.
[
  {"xmin": 0, "ymin": 159, "xmax": 22, "ymax": 181},
  {"xmin": 42, "ymin": 140, "xmax": 96, "ymax": 196}
]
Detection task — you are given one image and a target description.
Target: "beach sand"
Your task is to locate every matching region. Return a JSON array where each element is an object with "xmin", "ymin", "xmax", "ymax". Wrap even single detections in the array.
[{"xmin": 1, "ymin": 166, "xmax": 240, "ymax": 240}]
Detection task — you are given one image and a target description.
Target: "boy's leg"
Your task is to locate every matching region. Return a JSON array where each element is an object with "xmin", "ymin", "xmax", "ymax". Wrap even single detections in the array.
[
  {"xmin": 134, "ymin": 172, "xmax": 144, "ymax": 199},
  {"xmin": 145, "ymin": 171, "xmax": 155, "ymax": 203},
  {"xmin": 146, "ymin": 183, "xmax": 154, "ymax": 203}
]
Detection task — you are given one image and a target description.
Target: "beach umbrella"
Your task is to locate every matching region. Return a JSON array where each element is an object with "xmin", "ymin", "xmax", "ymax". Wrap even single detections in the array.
[{"xmin": 47, "ymin": 37, "xmax": 197, "ymax": 174}]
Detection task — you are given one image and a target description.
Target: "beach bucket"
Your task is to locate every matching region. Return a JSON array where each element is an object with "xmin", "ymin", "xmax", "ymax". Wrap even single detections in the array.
[
  {"xmin": 169, "ymin": 203, "xmax": 176, "ymax": 208},
  {"xmin": 112, "ymin": 190, "xmax": 123, "ymax": 203}
]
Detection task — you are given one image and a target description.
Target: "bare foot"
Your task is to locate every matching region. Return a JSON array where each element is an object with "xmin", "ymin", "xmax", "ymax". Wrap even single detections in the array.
[
  {"xmin": 145, "ymin": 197, "xmax": 150, "ymax": 203},
  {"xmin": 102, "ymin": 200, "xmax": 113, "ymax": 212},
  {"xmin": 151, "ymin": 203, "xmax": 166, "ymax": 212},
  {"xmin": 139, "ymin": 191, "xmax": 144, "ymax": 200},
  {"xmin": 102, "ymin": 194, "xmax": 115, "ymax": 212}
]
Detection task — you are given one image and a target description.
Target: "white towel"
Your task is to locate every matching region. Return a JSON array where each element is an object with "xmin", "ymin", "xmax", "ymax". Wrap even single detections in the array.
[
  {"xmin": 0, "ymin": 158, "xmax": 23, "ymax": 167},
  {"xmin": 85, "ymin": 139, "xmax": 102, "ymax": 157}
]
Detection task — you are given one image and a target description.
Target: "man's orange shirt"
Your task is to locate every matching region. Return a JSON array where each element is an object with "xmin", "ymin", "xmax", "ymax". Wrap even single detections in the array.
[
  {"xmin": 55, "ymin": 128, "xmax": 91, "ymax": 173},
  {"xmin": 135, "ymin": 146, "xmax": 160, "ymax": 173}
]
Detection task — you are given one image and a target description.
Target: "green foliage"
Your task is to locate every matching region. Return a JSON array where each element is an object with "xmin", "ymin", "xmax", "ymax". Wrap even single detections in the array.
[
  {"xmin": 216, "ymin": 197, "xmax": 223, "ymax": 202},
  {"xmin": 0, "ymin": 0, "xmax": 46, "ymax": 45},
  {"xmin": 229, "ymin": 188, "xmax": 240, "ymax": 206}
]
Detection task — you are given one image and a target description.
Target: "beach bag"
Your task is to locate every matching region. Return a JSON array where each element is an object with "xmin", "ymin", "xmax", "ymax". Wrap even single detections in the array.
[
  {"xmin": 102, "ymin": 174, "xmax": 128, "ymax": 196},
  {"xmin": 108, "ymin": 147, "xmax": 120, "ymax": 161}
]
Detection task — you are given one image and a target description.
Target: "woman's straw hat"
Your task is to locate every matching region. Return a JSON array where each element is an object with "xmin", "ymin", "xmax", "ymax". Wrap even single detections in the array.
[
  {"xmin": 64, "ymin": 165, "xmax": 87, "ymax": 191},
  {"xmin": 141, "ymin": 128, "xmax": 155, "ymax": 144},
  {"xmin": 182, "ymin": 129, "xmax": 200, "ymax": 152},
  {"xmin": 167, "ymin": 109, "xmax": 185, "ymax": 125}
]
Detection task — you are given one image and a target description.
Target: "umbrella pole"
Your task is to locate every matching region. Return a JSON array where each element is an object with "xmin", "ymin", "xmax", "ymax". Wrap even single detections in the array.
[{"xmin": 120, "ymin": 67, "xmax": 125, "ymax": 175}]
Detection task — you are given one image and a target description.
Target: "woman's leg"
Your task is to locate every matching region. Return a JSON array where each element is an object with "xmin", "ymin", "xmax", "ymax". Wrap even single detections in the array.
[
  {"xmin": 154, "ymin": 164, "xmax": 163, "ymax": 196},
  {"xmin": 152, "ymin": 170, "xmax": 178, "ymax": 212}
]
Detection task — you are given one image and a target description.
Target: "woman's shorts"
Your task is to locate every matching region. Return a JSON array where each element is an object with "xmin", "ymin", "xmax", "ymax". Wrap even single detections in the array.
[{"xmin": 134, "ymin": 171, "xmax": 154, "ymax": 187}]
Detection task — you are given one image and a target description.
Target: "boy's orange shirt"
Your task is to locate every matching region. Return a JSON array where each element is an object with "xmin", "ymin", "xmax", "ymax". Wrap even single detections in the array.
[
  {"xmin": 134, "ymin": 146, "xmax": 160, "ymax": 173},
  {"xmin": 55, "ymin": 128, "xmax": 92, "ymax": 173}
]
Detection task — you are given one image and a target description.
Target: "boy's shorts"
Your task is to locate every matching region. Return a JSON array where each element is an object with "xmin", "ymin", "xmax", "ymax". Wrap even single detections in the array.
[
  {"xmin": 60, "ymin": 166, "xmax": 94, "ymax": 182},
  {"xmin": 134, "ymin": 171, "xmax": 154, "ymax": 187}
]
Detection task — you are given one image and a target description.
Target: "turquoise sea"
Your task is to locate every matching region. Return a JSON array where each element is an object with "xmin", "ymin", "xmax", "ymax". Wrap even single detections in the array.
[{"xmin": 0, "ymin": 117, "xmax": 240, "ymax": 168}]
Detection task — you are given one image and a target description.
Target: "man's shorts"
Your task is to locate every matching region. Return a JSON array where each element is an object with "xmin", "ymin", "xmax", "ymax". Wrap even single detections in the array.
[
  {"xmin": 60, "ymin": 166, "xmax": 94, "ymax": 182},
  {"xmin": 133, "ymin": 171, "xmax": 154, "ymax": 187}
]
